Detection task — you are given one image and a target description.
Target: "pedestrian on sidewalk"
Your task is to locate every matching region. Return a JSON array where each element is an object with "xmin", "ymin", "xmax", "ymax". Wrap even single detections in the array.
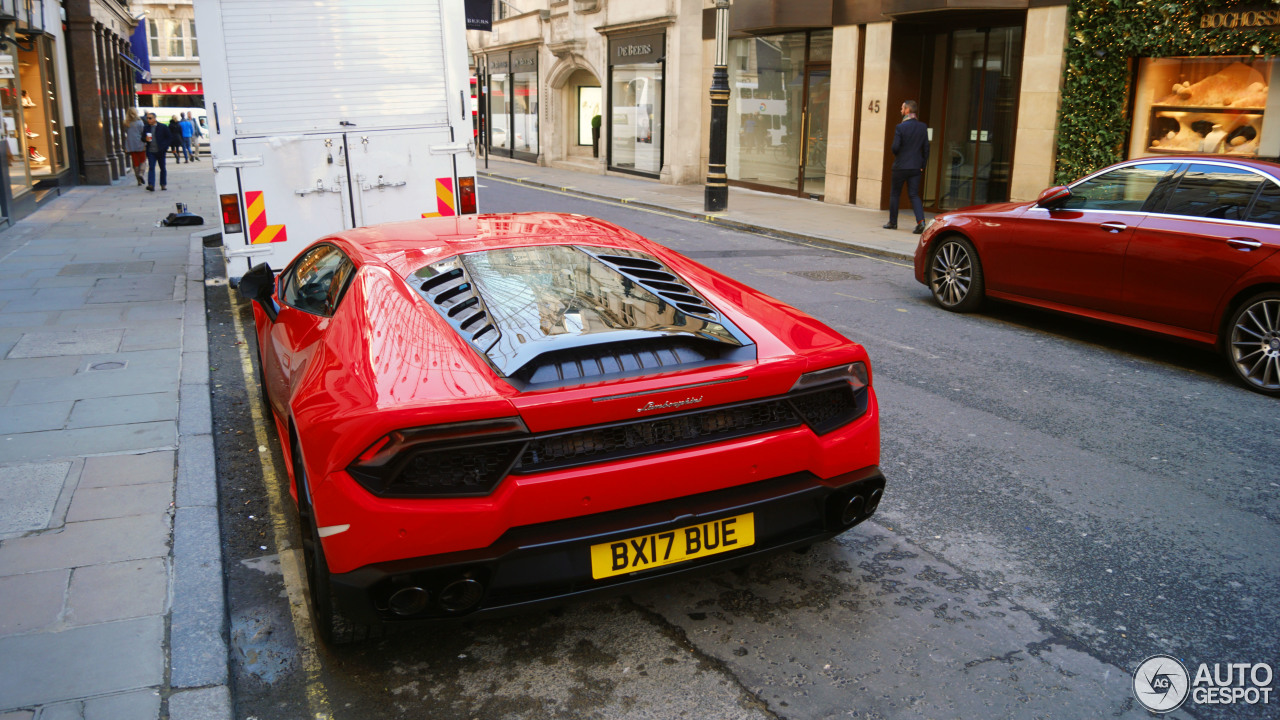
[
  {"xmin": 187, "ymin": 111, "xmax": 203, "ymax": 161},
  {"xmin": 124, "ymin": 108, "xmax": 147, "ymax": 185},
  {"xmin": 142, "ymin": 112, "xmax": 172, "ymax": 191},
  {"xmin": 168, "ymin": 115, "xmax": 184, "ymax": 163},
  {"xmin": 884, "ymin": 99, "xmax": 930, "ymax": 234},
  {"xmin": 179, "ymin": 114, "xmax": 195, "ymax": 162}
]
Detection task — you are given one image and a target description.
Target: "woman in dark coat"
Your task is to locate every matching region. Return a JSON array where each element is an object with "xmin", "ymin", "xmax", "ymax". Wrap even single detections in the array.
[{"xmin": 168, "ymin": 116, "xmax": 183, "ymax": 163}]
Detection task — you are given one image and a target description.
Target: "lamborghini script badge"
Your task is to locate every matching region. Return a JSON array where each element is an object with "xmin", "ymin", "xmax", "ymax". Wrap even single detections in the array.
[{"xmin": 637, "ymin": 397, "xmax": 704, "ymax": 413}]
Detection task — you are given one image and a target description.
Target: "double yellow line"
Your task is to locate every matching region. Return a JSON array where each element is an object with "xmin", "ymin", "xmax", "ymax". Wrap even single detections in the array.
[{"xmin": 225, "ymin": 282, "xmax": 333, "ymax": 720}]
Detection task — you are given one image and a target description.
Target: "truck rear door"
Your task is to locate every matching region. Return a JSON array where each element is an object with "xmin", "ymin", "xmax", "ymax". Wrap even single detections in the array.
[{"xmin": 345, "ymin": 128, "xmax": 463, "ymax": 226}]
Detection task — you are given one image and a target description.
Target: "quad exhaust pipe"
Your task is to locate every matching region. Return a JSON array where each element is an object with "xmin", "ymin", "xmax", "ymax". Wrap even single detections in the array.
[{"xmin": 386, "ymin": 575, "xmax": 486, "ymax": 617}]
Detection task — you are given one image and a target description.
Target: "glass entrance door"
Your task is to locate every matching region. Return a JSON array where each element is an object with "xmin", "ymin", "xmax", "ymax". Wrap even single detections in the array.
[
  {"xmin": 935, "ymin": 26, "xmax": 1022, "ymax": 210},
  {"xmin": 800, "ymin": 67, "xmax": 830, "ymax": 198}
]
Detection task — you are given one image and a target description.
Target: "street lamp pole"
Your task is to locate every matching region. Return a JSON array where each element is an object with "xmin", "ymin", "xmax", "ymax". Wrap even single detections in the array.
[{"xmin": 704, "ymin": 0, "xmax": 730, "ymax": 212}]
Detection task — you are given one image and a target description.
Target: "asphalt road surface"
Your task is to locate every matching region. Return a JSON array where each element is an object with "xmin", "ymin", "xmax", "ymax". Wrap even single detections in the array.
[{"xmin": 205, "ymin": 180, "xmax": 1279, "ymax": 720}]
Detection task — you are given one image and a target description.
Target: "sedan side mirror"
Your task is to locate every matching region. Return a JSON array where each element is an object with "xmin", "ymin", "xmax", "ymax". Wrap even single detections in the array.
[
  {"xmin": 237, "ymin": 262, "xmax": 278, "ymax": 321},
  {"xmin": 1035, "ymin": 185, "xmax": 1072, "ymax": 209}
]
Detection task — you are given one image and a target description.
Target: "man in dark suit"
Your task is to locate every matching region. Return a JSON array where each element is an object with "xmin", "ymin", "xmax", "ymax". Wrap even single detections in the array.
[
  {"xmin": 884, "ymin": 100, "xmax": 930, "ymax": 234},
  {"xmin": 141, "ymin": 113, "xmax": 172, "ymax": 192}
]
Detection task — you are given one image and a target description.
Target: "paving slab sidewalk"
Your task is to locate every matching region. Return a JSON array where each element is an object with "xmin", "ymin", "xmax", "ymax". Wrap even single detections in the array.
[
  {"xmin": 0, "ymin": 161, "xmax": 229, "ymax": 720},
  {"xmin": 477, "ymin": 156, "xmax": 921, "ymax": 261}
]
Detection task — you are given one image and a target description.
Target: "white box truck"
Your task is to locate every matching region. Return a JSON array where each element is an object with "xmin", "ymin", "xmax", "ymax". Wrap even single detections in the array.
[{"xmin": 193, "ymin": 0, "xmax": 479, "ymax": 278}]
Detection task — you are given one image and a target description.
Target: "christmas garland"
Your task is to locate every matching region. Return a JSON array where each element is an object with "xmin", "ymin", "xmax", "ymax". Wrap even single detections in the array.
[{"xmin": 1056, "ymin": 0, "xmax": 1280, "ymax": 184}]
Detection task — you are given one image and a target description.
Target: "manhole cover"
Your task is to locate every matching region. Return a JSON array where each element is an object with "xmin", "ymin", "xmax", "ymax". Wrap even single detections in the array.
[{"xmin": 788, "ymin": 270, "xmax": 862, "ymax": 282}]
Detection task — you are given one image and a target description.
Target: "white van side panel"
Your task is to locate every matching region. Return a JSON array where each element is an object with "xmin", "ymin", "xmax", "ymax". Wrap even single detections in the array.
[{"xmin": 217, "ymin": 0, "xmax": 450, "ymax": 135}]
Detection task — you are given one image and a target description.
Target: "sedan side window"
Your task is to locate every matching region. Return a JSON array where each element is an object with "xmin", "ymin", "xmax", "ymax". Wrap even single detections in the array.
[
  {"xmin": 1161, "ymin": 164, "xmax": 1263, "ymax": 221},
  {"xmin": 1246, "ymin": 181, "xmax": 1280, "ymax": 226},
  {"xmin": 281, "ymin": 245, "xmax": 353, "ymax": 317},
  {"xmin": 1062, "ymin": 163, "xmax": 1176, "ymax": 212}
]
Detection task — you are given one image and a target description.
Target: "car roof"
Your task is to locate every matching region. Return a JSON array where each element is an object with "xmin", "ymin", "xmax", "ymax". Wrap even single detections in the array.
[
  {"xmin": 320, "ymin": 212, "xmax": 653, "ymax": 276},
  {"xmin": 1122, "ymin": 155, "xmax": 1280, "ymax": 173}
]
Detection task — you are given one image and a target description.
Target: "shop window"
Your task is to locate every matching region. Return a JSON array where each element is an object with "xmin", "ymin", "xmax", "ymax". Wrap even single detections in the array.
[
  {"xmin": 15, "ymin": 36, "xmax": 64, "ymax": 180},
  {"xmin": 1131, "ymin": 57, "xmax": 1277, "ymax": 159},
  {"xmin": 489, "ymin": 70, "xmax": 511, "ymax": 151},
  {"xmin": 0, "ymin": 48, "xmax": 30, "ymax": 199},
  {"xmin": 577, "ymin": 86, "xmax": 601, "ymax": 146},
  {"xmin": 513, "ymin": 67, "xmax": 538, "ymax": 156},
  {"xmin": 1163, "ymin": 164, "xmax": 1262, "ymax": 221},
  {"xmin": 608, "ymin": 33, "xmax": 663, "ymax": 176}
]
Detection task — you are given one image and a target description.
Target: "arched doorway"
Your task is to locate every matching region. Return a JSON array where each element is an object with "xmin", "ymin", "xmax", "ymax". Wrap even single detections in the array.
[{"xmin": 565, "ymin": 69, "xmax": 603, "ymax": 163}]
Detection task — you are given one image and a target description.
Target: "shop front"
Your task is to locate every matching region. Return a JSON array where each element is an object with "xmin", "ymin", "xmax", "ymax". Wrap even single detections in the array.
[
  {"xmin": 1057, "ymin": 1, "xmax": 1280, "ymax": 184},
  {"xmin": 726, "ymin": 29, "xmax": 832, "ymax": 199},
  {"xmin": 485, "ymin": 47, "xmax": 539, "ymax": 162},
  {"xmin": 607, "ymin": 32, "xmax": 664, "ymax": 178},
  {"xmin": 887, "ymin": 17, "xmax": 1025, "ymax": 212},
  {"xmin": 0, "ymin": 0, "xmax": 74, "ymax": 224}
]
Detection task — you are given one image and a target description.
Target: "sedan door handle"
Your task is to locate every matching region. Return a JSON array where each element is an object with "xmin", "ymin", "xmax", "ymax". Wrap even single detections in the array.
[
  {"xmin": 1099, "ymin": 222, "xmax": 1127, "ymax": 233},
  {"xmin": 1227, "ymin": 237, "xmax": 1263, "ymax": 251}
]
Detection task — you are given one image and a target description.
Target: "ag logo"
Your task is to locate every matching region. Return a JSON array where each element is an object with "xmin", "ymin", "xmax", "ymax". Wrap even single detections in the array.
[{"xmin": 1134, "ymin": 654, "xmax": 1191, "ymax": 713}]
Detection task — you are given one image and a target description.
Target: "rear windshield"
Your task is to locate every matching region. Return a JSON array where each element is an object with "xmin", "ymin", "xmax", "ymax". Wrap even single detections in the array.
[{"xmin": 462, "ymin": 245, "xmax": 738, "ymax": 345}]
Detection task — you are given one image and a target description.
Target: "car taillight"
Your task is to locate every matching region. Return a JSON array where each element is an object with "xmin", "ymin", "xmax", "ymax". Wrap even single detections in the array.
[
  {"xmin": 220, "ymin": 193, "xmax": 243, "ymax": 233},
  {"xmin": 458, "ymin": 176, "xmax": 477, "ymax": 214},
  {"xmin": 787, "ymin": 362, "xmax": 871, "ymax": 435},
  {"xmin": 347, "ymin": 417, "xmax": 529, "ymax": 497}
]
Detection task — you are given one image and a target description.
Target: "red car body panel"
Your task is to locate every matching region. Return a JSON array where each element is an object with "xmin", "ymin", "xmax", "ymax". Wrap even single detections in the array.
[
  {"xmin": 915, "ymin": 156, "xmax": 1280, "ymax": 348},
  {"xmin": 250, "ymin": 214, "xmax": 882, "ymax": 586}
]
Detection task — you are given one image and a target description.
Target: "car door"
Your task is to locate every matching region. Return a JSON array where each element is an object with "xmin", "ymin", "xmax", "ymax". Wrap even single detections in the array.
[
  {"xmin": 1121, "ymin": 162, "xmax": 1280, "ymax": 332},
  {"xmin": 263, "ymin": 244, "xmax": 356, "ymax": 416},
  {"xmin": 988, "ymin": 162, "xmax": 1177, "ymax": 312}
]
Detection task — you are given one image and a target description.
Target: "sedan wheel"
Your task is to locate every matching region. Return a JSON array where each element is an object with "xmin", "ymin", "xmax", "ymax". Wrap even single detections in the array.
[
  {"xmin": 929, "ymin": 236, "xmax": 984, "ymax": 312},
  {"xmin": 1227, "ymin": 292, "xmax": 1280, "ymax": 396}
]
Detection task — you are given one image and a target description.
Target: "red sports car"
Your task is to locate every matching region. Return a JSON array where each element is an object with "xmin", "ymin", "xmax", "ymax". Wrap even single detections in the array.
[
  {"xmin": 915, "ymin": 156, "xmax": 1280, "ymax": 395},
  {"xmin": 237, "ymin": 213, "xmax": 884, "ymax": 643}
]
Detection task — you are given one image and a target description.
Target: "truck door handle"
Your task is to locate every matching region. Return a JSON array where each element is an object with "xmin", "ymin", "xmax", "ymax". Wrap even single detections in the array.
[
  {"xmin": 1099, "ymin": 222, "xmax": 1127, "ymax": 233},
  {"xmin": 362, "ymin": 175, "xmax": 407, "ymax": 191},
  {"xmin": 1227, "ymin": 237, "xmax": 1262, "ymax": 251},
  {"xmin": 295, "ymin": 179, "xmax": 342, "ymax": 196}
]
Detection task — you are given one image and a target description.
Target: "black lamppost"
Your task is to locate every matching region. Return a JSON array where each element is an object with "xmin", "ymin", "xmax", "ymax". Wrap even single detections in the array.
[{"xmin": 704, "ymin": 0, "xmax": 730, "ymax": 212}]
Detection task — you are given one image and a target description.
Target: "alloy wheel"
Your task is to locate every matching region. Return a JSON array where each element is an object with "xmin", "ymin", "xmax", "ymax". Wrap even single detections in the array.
[
  {"xmin": 929, "ymin": 238, "xmax": 982, "ymax": 311},
  {"xmin": 1229, "ymin": 296, "xmax": 1280, "ymax": 393}
]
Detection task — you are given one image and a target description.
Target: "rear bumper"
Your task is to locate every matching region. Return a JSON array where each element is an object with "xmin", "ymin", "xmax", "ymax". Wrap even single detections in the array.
[{"xmin": 330, "ymin": 465, "xmax": 886, "ymax": 625}]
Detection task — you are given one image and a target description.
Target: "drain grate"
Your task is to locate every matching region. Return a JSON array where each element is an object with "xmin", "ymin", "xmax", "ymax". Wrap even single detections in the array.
[{"xmin": 788, "ymin": 270, "xmax": 862, "ymax": 282}]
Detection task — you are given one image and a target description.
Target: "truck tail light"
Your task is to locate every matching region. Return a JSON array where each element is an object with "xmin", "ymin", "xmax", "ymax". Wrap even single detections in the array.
[
  {"xmin": 458, "ymin": 177, "xmax": 477, "ymax": 215},
  {"xmin": 220, "ymin": 193, "xmax": 243, "ymax": 233}
]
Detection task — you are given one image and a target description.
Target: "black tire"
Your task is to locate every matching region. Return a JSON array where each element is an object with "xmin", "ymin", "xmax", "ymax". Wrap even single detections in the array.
[
  {"xmin": 255, "ymin": 349, "xmax": 272, "ymax": 412},
  {"xmin": 1224, "ymin": 291, "xmax": 1280, "ymax": 396},
  {"xmin": 293, "ymin": 439, "xmax": 380, "ymax": 645},
  {"xmin": 927, "ymin": 236, "xmax": 985, "ymax": 312}
]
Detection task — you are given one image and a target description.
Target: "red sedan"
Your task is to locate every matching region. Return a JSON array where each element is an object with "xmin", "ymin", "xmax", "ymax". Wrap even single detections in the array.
[
  {"xmin": 915, "ymin": 156, "xmax": 1280, "ymax": 396},
  {"xmin": 237, "ymin": 213, "xmax": 884, "ymax": 643}
]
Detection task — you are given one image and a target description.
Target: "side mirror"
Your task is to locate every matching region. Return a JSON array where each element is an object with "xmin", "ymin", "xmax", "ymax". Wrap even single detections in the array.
[
  {"xmin": 1035, "ymin": 185, "xmax": 1072, "ymax": 209},
  {"xmin": 237, "ymin": 262, "xmax": 278, "ymax": 321}
]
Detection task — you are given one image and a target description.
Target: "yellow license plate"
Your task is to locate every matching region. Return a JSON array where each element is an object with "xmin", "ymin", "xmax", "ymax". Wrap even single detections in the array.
[{"xmin": 590, "ymin": 513, "xmax": 755, "ymax": 579}]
